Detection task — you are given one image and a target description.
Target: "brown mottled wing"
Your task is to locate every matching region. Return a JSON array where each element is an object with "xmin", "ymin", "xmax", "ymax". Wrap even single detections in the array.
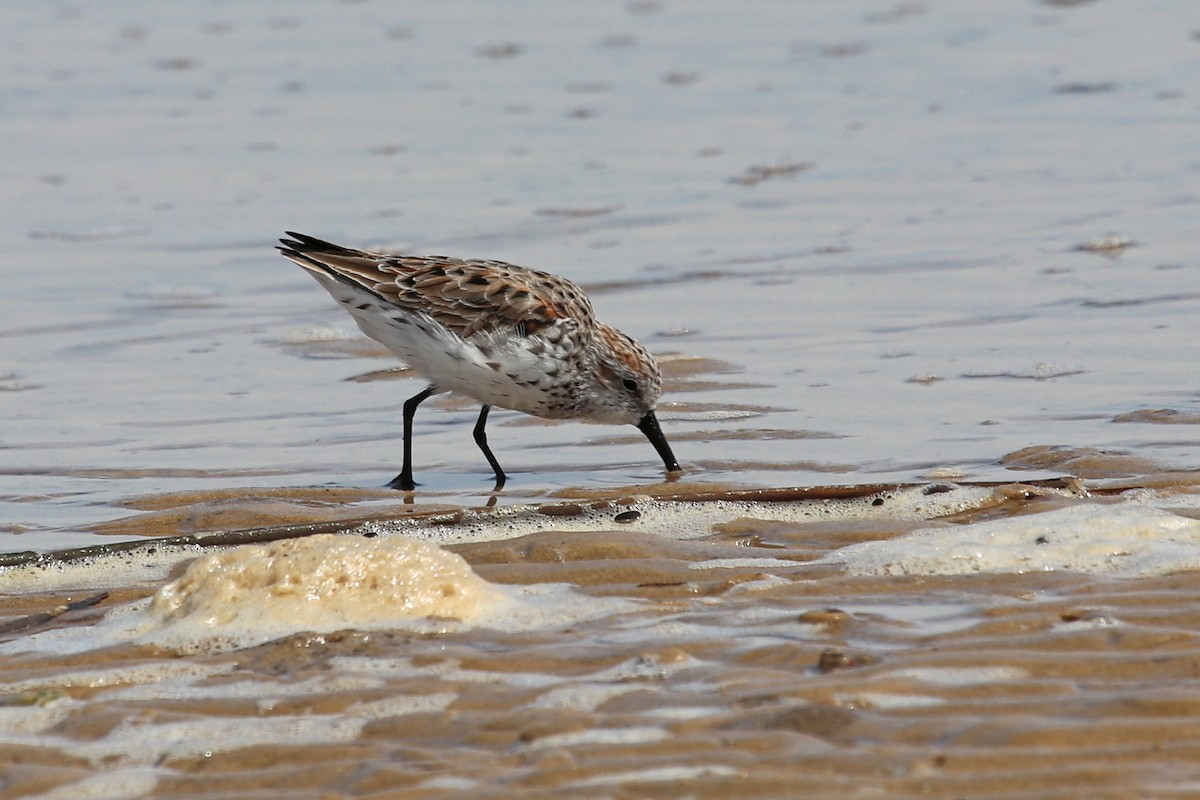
[
  {"xmin": 375, "ymin": 256, "xmax": 597, "ymax": 339},
  {"xmin": 279, "ymin": 232, "xmax": 595, "ymax": 340}
]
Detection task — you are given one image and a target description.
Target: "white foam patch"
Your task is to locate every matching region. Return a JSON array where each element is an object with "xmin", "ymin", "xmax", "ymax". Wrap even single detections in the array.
[
  {"xmin": 0, "ymin": 484, "xmax": 1006, "ymax": 597},
  {"xmin": 8, "ymin": 694, "xmax": 454, "ymax": 769},
  {"xmin": 644, "ymin": 705, "xmax": 729, "ymax": 721},
  {"xmin": 1148, "ymin": 491, "xmax": 1200, "ymax": 510},
  {"xmin": 839, "ymin": 692, "xmax": 946, "ymax": 710},
  {"xmin": 102, "ymin": 672, "xmax": 386, "ymax": 704},
  {"xmin": 828, "ymin": 504, "xmax": 1200, "ymax": 578},
  {"xmin": 331, "ymin": 653, "xmax": 565, "ymax": 691},
  {"xmin": 142, "ymin": 534, "xmax": 501, "ymax": 650},
  {"xmin": 584, "ymin": 652, "xmax": 704, "ymax": 683},
  {"xmin": 331, "ymin": 648, "xmax": 701, "ymax": 700},
  {"xmin": 597, "ymin": 605, "xmax": 823, "ymax": 658},
  {"xmin": 568, "ymin": 764, "xmax": 743, "ymax": 788},
  {"xmin": 24, "ymin": 770, "xmax": 160, "ymax": 800},
  {"xmin": 842, "ymin": 602, "xmax": 981, "ymax": 637},
  {"xmin": 363, "ymin": 483, "xmax": 1004, "ymax": 546},
  {"xmin": 495, "ymin": 582, "xmax": 639, "ymax": 633},
  {"xmin": 0, "ymin": 667, "xmax": 463, "ymax": 779},
  {"xmin": 520, "ymin": 725, "xmax": 669, "ymax": 750},
  {"xmin": 0, "ymin": 696, "xmax": 81, "ymax": 738},
  {"xmin": 530, "ymin": 683, "xmax": 642, "ymax": 712},
  {"xmin": 0, "ymin": 544, "xmax": 203, "ymax": 594},
  {"xmin": 421, "ymin": 776, "xmax": 480, "ymax": 791},
  {"xmin": 688, "ymin": 557, "xmax": 804, "ymax": 570},
  {"xmin": 0, "ymin": 659, "xmax": 232, "ymax": 698},
  {"xmin": 723, "ymin": 574, "xmax": 795, "ymax": 594},
  {"xmin": 3, "ymin": 535, "xmax": 636, "ymax": 656},
  {"xmin": 888, "ymin": 666, "xmax": 1029, "ymax": 686}
]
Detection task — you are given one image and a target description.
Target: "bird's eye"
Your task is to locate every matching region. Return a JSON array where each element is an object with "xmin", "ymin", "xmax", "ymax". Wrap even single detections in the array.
[{"xmin": 622, "ymin": 379, "xmax": 639, "ymax": 393}]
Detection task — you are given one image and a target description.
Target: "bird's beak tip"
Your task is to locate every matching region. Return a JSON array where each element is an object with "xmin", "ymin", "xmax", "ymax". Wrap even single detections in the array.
[{"xmin": 636, "ymin": 411, "xmax": 680, "ymax": 474}]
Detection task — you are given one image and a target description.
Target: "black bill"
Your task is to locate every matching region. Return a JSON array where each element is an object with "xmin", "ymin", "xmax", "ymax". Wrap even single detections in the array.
[{"xmin": 636, "ymin": 411, "xmax": 681, "ymax": 474}]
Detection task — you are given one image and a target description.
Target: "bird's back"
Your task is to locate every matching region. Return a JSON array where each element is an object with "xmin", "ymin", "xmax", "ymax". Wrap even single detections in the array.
[
  {"xmin": 278, "ymin": 233, "xmax": 604, "ymax": 418},
  {"xmin": 278, "ymin": 232, "xmax": 596, "ymax": 340}
]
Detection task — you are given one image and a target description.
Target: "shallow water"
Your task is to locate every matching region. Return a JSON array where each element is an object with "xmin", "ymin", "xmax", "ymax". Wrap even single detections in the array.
[{"xmin": 2, "ymin": 1, "xmax": 1200, "ymax": 797}]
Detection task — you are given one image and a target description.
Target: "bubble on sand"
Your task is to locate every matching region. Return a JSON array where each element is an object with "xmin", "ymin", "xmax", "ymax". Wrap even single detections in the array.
[
  {"xmin": 2, "ymin": 533, "xmax": 634, "ymax": 656},
  {"xmin": 828, "ymin": 504, "xmax": 1200, "ymax": 578},
  {"xmin": 143, "ymin": 534, "xmax": 504, "ymax": 650}
]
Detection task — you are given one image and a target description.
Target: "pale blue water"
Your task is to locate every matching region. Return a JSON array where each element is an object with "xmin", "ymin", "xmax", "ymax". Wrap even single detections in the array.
[{"xmin": 3, "ymin": 0, "xmax": 1199, "ymax": 549}]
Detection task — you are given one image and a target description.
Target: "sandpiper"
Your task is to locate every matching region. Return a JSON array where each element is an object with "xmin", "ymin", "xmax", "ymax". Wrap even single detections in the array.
[{"xmin": 278, "ymin": 232, "xmax": 680, "ymax": 490}]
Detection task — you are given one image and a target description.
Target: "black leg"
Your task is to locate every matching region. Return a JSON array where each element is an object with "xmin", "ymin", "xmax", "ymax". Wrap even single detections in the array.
[
  {"xmin": 388, "ymin": 386, "xmax": 435, "ymax": 490},
  {"xmin": 473, "ymin": 405, "xmax": 507, "ymax": 490}
]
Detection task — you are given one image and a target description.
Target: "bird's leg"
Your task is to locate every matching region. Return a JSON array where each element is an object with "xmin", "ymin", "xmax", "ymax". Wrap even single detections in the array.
[
  {"xmin": 388, "ymin": 386, "xmax": 435, "ymax": 490},
  {"xmin": 473, "ymin": 405, "xmax": 507, "ymax": 490}
]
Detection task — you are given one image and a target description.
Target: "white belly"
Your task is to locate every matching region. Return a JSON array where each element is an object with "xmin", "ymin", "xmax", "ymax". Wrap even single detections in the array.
[
  {"xmin": 351, "ymin": 300, "xmax": 570, "ymax": 417},
  {"xmin": 310, "ymin": 271, "xmax": 580, "ymax": 417}
]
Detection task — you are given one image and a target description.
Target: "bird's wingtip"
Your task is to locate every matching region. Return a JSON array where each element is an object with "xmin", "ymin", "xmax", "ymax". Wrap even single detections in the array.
[{"xmin": 279, "ymin": 231, "xmax": 344, "ymax": 251}]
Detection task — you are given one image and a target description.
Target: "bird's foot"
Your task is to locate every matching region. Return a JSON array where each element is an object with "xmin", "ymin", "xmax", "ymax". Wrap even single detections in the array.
[{"xmin": 387, "ymin": 473, "xmax": 417, "ymax": 491}]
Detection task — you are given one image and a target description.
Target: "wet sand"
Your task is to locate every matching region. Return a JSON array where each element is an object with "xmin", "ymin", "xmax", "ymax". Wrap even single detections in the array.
[{"xmin": 5, "ymin": 473, "xmax": 1200, "ymax": 798}]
